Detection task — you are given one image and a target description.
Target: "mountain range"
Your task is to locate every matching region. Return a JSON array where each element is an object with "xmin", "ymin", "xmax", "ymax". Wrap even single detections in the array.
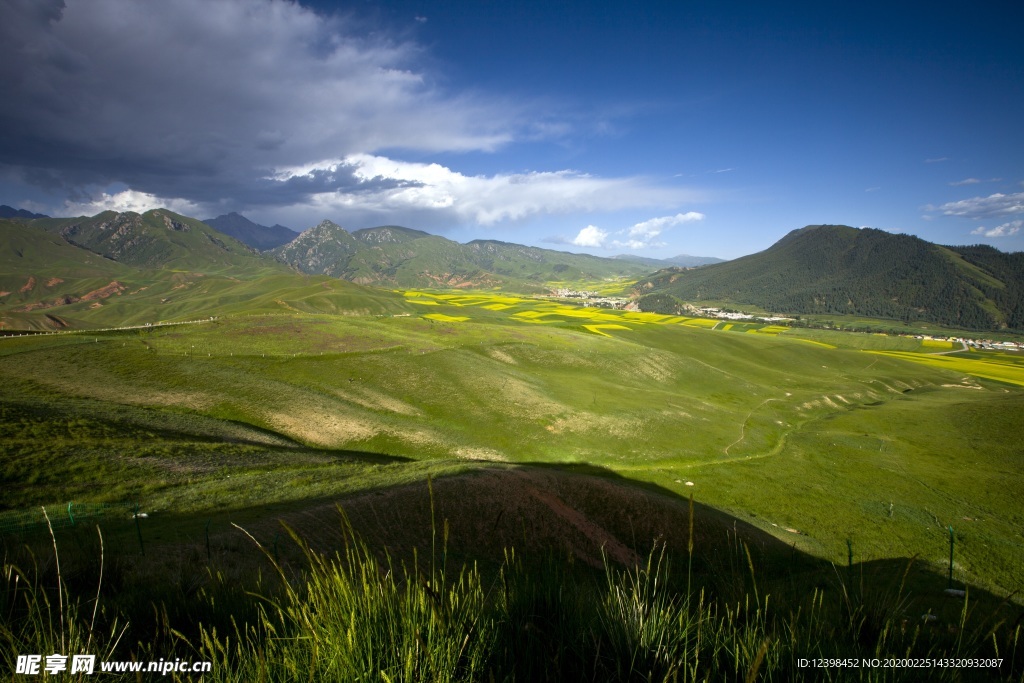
[
  {"xmin": 270, "ymin": 220, "xmax": 656, "ymax": 289},
  {"xmin": 0, "ymin": 208, "xmax": 688, "ymax": 329},
  {"xmin": 0, "ymin": 210, "xmax": 404, "ymax": 330},
  {"xmin": 0, "ymin": 204, "xmax": 49, "ymax": 219},
  {"xmin": 202, "ymin": 211, "xmax": 721, "ymax": 278},
  {"xmin": 634, "ymin": 224, "xmax": 1024, "ymax": 331},
  {"xmin": 4, "ymin": 210, "xmax": 1023, "ymax": 332},
  {"xmin": 612, "ymin": 253, "xmax": 724, "ymax": 268}
]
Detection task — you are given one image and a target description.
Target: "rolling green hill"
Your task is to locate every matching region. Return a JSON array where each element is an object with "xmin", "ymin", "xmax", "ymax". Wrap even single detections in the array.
[
  {"xmin": 635, "ymin": 224, "xmax": 1024, "ymax": 331},
  {"xmin": 33, "ymin": 209, "xmax": 271, "ymax": 274},
  {"xmin": 0, "ymin": 216, "xmax": 409, "ymax": 330}
]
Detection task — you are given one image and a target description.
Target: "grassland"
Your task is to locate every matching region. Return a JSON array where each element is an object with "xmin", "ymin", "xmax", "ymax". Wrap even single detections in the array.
[
  {"xmin": 2, "ymin": 289, "xmax": 1023, "ymax": 679},
  {"xmin": 2, "ymin": 290, "xmax": 1022, "ymax": 591}
]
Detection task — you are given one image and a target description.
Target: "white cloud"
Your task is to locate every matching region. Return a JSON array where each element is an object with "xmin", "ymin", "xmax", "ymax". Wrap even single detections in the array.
[
  {"xmin": 606, "ymin": 212, "xmax": 705, "ymax": 250},
  {"xmin": 269, "ymin": 154, "xmax": 699, "ymax": 227},
  {"xmin": 931, "ymin": 192, "xmax": 1024, "ymax": 219},
  {"xmin": 925, "ymin": 157, "xmax": 949, "ymax": 163},
  {"xmin": 545, "ymin": 211, "xmax": 706, "ymax": 252},
  {"xmin": 571, "ymin": 225, "xmax": 608, "ymax": 248},
  {"xmin": 626, "ymin": 212, "xmax": 704, "ymax": 238},
  {"xmin": 949, "ymin": 178, "xmax": 1001, "ymax": 187},
  {"xmin": 971, "ymin": 220, "xmax": 1022, "ymax": 238},
  {"xmin": 62, "ymin": 189, "xmax": 200, "ymax": 217}
]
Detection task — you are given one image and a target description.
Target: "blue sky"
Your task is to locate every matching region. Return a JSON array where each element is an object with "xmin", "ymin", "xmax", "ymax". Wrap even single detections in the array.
[{"xmin": 1, "ymin": 0, "xmax": 1022, "ymax": 259}]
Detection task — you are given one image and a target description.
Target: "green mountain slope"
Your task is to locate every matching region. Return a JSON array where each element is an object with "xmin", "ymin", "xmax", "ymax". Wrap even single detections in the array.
[
  {"xmin": 35, "ymin": 209, "xmax": 273, "ymax": 274},
  {"xmin": 270, "ymin": 220, "xmax": 366, "ymax": 278},
  {"xmin": 634, "ymin": 224, "xmax": 1024, "ymax": 330},
  {"xmin": 0, "ymin": 216, "xmax": 408, "ymax": 330},
  {"xmin": 352, "ymin": 225, "xmax": 433, "ymax": 244},
  {"xmin": 463, "ymin": 239, "xmax": 650, "ymax": 283}
]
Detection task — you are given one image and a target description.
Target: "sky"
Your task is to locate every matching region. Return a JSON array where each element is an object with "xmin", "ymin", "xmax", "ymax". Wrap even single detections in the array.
[{"xmin": 1, "ymin": 0, "xmax": 1022, "ymax": 260}]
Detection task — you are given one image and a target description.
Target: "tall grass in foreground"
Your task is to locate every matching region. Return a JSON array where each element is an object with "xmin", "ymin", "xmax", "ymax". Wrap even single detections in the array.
[
  {"xmin": 1, "ymin": 518, "xmax": 130, "ymax": 681},
  {"xmin": 3, "ymin": 514, "xmax": 1023, "ymax": 681},
  {"xmin": 188, "ymin": 522, "xmax": 1023, "ymax": 682}
]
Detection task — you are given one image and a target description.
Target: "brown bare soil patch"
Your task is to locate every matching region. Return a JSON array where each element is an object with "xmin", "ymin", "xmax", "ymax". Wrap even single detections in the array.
[
  {"xmin": 19, "ymin": 276, "xmax": 35, "ymax": 293},
  {"xmin": 80, "ymin": 281, "xmax": 126, "ymax": 301},
  {"xmin": 45, "ymin": 277, "xmax": 64, "ymax": 287},
  {"xmin": 14, "ymin": 280, "xmax": 127, "ymax": 312}
]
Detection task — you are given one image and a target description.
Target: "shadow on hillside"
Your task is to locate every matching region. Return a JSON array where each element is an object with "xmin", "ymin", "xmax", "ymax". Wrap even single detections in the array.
[
  {"xmin": 8, "ymin": 459, "xmax": 1021, "ymax": 640},
  {"xmin": 138, "ymin": 461, "xmax": 1021, "ymax": 616}
]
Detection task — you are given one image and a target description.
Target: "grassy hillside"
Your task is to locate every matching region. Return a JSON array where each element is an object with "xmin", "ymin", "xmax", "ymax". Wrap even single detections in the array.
[
  {"xmin": 34, "ymin": 209, "xmax": 272, "ymax": 274},
  {"xmin": 0, "ymin": 217, "xmax": 409, "ymax": 330},
  {"xmin": 2, "ymin": 295, "xmax": 1022, "ymax": 679},
  {"xmin": 635, "ymin": 225, "xmax": 1024, "ymax": 331},
  {"xmin": 2, "ymin": 298, "xmax": 1021, "ymax": 595}
]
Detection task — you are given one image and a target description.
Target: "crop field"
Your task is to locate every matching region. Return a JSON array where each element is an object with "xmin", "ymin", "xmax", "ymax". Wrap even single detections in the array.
[
  {"xmin": 868, "ymin": 349, "xmax": 1024, "ymax": 387},
  {"xmin": 2, "ymin": 288, "xmax": 1023, "ymax": 602}
]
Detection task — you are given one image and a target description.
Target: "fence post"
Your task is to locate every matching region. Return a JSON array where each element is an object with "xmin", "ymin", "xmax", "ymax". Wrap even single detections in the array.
[
  {"xmin": 67, "ymin": 502, "xmax": 75, "ymax": 527},
  {"xmin": 947, "ymin": 525, "xmax": 955, "ymax": 588},
  {"xmin": 133, "ymin": 501, "xmax": 145, "ymax": 556}
]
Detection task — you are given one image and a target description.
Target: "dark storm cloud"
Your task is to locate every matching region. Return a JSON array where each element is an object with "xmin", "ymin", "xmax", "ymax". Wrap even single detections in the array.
[
  {"xmin": 235, "ymin": 167, "xmax": 424, "ymax": 210},
  {"xmin": 0, "ymin": 0, "xmax": 514, "ymax": 210}
]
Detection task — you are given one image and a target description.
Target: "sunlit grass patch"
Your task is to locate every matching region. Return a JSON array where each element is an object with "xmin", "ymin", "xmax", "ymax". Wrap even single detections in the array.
[
  {"xmin": 582, "ymin": 324, "xmax": 633, "ymax": 337},
  {"xmin": 782, "ymin": 328, "xmax": 918, "ymax": 351},
  {"xmin": 422, "ymin": 313, "xmax": 469, "ymax": 323},
  {"xmin": 407, "ymin": 299, "xmax": 442, "ymax": 306},
  {"xmin": 786, "ymin": 337, "xmax": 836, "ymax": 349},
  {"xmin": 754, "ymin": 325, "xmax": 790, "ymax": 335},
  {"xmin": 721, "ymin": 323, "xmax": 733, "ymax": 331},
  {"xmin": 511, "ymin": 316, "xmax": 557, "ymax": 324},
  {"xmin": 921, "ymin": 339, "xmax": 955, "ymax": 350}
]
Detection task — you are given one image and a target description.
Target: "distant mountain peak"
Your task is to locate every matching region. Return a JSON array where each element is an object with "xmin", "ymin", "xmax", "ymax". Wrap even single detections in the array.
[
  {"xmin": 311, "ymin": 219, "xmax": 344, "ymax": 232},
  {"xmin": 203, "ymin": 212, "xmax": 297, "ymax": 250},
  {"xmin": 30, "ymin": 208, "xmax": 266, "ymax": 271},
  {"xmin": 0, "ymin": 204, "xmax": 49, "ymax": 219}
]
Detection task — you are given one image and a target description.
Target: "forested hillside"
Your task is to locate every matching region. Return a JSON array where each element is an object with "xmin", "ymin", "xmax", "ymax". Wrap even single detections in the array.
[{"xmin": 635, "ymin": 225, "xmax": 1024, "ymax": 330}]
